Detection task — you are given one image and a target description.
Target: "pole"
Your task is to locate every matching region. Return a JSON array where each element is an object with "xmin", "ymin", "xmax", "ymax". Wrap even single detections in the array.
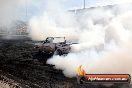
[
  {"xmin": 84, "ymin": 0, "xmax": 85, "ymax": 9},
  {"xmin": 25, "ymin": 0, "xmax": 28, "ymax": 21}
]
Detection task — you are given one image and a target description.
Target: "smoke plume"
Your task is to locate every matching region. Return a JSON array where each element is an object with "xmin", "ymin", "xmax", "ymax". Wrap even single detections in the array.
[
  {"xmin": 0, "ymin": 0, "xmax": 29, "ymax": 27},
  {"xmin": 29, "ymin": 1, "xmax": 132, "ymax": 77}
]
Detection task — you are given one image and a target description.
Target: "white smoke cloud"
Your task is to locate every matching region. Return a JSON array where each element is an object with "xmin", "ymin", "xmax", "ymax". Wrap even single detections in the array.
[
  {"xmin": 29, "ymin": 1, "xmax": 132, "ymax": 78},
  {"xmin": 29, "ymin": 12, "xmax": 78, "ymax": 40},
  {"xmin": 0, "ymin": 0, "xmax": 28, "ymax": 27},
  {"xmin": 114, "ymin": 0, "xmax": 132, "ymax": 4}
]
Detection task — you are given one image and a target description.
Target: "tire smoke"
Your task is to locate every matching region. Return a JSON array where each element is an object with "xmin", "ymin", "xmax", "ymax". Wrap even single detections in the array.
[{"xmin": 29, "ymin": 1, "xmax": 132, "ymax": 77}]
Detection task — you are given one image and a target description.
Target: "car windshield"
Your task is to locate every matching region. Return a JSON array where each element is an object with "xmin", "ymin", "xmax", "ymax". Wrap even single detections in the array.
[
  {"xmin": 45, "ymin": 37, "xmax": 64, "ymax": 43},
  {"xmin": 46, "ymin": 37, "xmax": 54, "ymax": 43},
  {"xmin": 53, "ymin": 38, "xmax": 64, "ymax": 43}
]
